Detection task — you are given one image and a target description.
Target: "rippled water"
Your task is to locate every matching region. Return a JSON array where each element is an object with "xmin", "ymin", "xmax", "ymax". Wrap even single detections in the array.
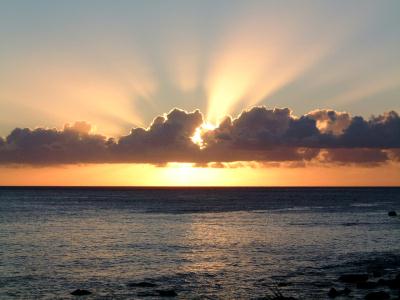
[{"xmin": 0, "ymin": 187, "xmax": 399, "ymax": 299}]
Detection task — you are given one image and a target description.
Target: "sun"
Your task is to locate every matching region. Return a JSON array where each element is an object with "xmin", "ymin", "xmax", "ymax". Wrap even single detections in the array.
[
  {"xmin": 161, "ymin": 163, "xmax": 212, "ymax": 186},
  {"xmin": 191, "ymin": 122, "xmax": 216, "ymax": 148}
]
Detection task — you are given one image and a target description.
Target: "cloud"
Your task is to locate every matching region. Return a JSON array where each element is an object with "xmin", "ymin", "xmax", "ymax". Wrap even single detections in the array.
[
  {"xmin": 387, "ymin": 149, "xmax": 400, "ymax": 162},
  {"xmin": 114, "ymin": 108, "xmax": 203, "ymax": 163},
  {"xmin": 319, "ymin": 148, "xmax": 389, "ymax": 166},
  {"xmin": 337, "ymin": 111, "xmax": 400, "ymax": 148},
  {"xmin": 1, "ymin": 123, "xmax": 111, "ymax": 164},
  {"xmin": 0, "ymin": 106, "xmax": 399, "ymax": 166},
  {"xmin": 202, "ymin": 107, "xmax": 320, "ymax": 151},
  {"xmin": 306, "ymin": 109, "xmax": 351, "ymax": 135}
]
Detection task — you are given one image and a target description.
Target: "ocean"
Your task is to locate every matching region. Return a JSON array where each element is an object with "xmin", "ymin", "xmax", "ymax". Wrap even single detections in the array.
[{"xmin": 0, "ymin": 187, "xmax": 399, "ymax": 299}]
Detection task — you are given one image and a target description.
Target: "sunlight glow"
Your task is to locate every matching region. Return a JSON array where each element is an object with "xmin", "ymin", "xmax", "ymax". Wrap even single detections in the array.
[
  {"xmin": 191, "ymin": 122, "xmax": 216, "ymax": 148},
  {"xmin": 327, "ymin": 72, "xmax": 400, "ymax": 105},
  {"xmin": 0, "ymin": 48, "xmax": 156, "ymax": 137},
  {"xmin": 1, "ymin": 163, "xmax": 399, "ymax": 186},
  {"xmin": 204, "ymin": 16, "xmax": 334, "ymax": 123},
  {"xmin": 161, "ymin": 163, "xmax": 222, "ymax": 186},
  {"xmin": 0, "ymin": 1, "xmax": 388, "ymax": 137}
]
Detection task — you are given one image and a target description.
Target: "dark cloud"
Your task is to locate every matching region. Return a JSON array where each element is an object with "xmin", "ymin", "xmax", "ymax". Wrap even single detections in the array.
[
  {"xmin": 387, "ymin": 149, "xmax": 400, "ymax": 161},
  {"xmin": 320, "ymin": 149, "xmax": 389, "ymax": 166},
  {"xmin": 114, "ymin": 108, "xmax": 203, "ymax": 163},
  {"xmin": 0, "ymin": 107, "xmax": 399, "ymax": 166},
  {"xmin": 306, "ymin": 109, "xmax": 351, "ymax": 135},
  {"xmin": 203, "ymin": 108, "xmax": 400, "ymax": 150},
  {"xmin": 1, "ymin": 122, "xmax": 111, "ymax": 164},
  {"xmin": 337, "ymin": 111, "xmax": 400, "ymax": 148},
  {"xmin": 202, "ymin": 107, "xmax": 320, "ymax": 151}
]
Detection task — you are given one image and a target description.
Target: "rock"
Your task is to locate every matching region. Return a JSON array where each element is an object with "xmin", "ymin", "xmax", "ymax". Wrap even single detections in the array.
[
  {"xmin": 342, "ymin": 287, "xmax": 351, "ymax": 295},
  {"xmin": 387, "ymin": 278, "xmax": 400, "ymax": 289},
  {"xmin": 277, "ymin": 282, "xmax": 291, "ymax": 287},
  {"xmin": 339, "ymin": 273, "xmax": 369, "ymax": 283},
  {"xmin": 128, "ymin": 281, "xmax": 157, "ymax": 287},
  {"xmin": 377, "ymin": 277, "xmax": 400, "ymax": 289},
  {"xmin": 157, "ymin": 289, "xmax": 178, "ymax": 297},
  {"xmin": 263, "ymin": 285, "xmax": 297, "ymax": 300},
  {"xmin": 357, "ymin": 281, "xmax": 379, "ymax": 289},
  {"xmin": 372, "ymin": 270, "xmax": 383, "ymax": 278},
  {"xmin": 137, "ymin": 291, "xmax": 159, "ymax": 297},
  {"xmin": 388, "ymin": 211, "xmax": 397, "ymax": 216},
  {"xmin": 377, "ymin": 279, "xmax": 388, "ymax": 286},
  {"xmin": 265, "ymin": 297, "xmax": 296, "ymax": 300},
  {"xmin": 328, "ymin": 287, "xmax": 351, "ymax": 298},
  {"xmin": 364, "ymin": 291, "xmax": 390, "ymax": 300},
  {"xmin": 328, "ymin": 288, "xmax": 339, "ymax": 298},
  {"xmin": 70, "ymin": 289, "xmax": 92, "ymax": 296}
]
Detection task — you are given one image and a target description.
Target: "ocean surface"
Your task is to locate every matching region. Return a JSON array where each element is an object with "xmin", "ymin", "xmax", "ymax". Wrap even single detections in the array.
[{"xmin": 0, "ymin": 187, "xmax": 399, "ymax": 299}]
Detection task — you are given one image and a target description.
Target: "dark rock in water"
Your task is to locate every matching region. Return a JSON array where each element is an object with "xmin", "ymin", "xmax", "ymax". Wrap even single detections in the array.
[
  {"xmin": 364, "ymin": 291, "xmax": 390, "ymax": 300},
  {"xmin": 277, "ymin": 282, "xmax": 291, "ymax": 287},
  {"xmin": 263, "ymin": 285, "xmax": 297, "ymax": 300},
  {"xmin": 328, "ymin": 288, "xmax": 339, "ymax": 298},
  {"xmin": 261, "ymin": 297, "xmax": 296, "ymax": 300},
  {"xmin": 387, "ymin": 278, "xmax": 400, "ymax": 289},
  {"xmin": 372, "ymin": 270, "xmax": 383, "ymax": 278},
  {"xmin": 377, "ymin": 279, "xmax": 387, "ymax": 285},
  {"xmin": 128, "ymin": 281, "xmax": 157, "ymax": 287},
  {"xmin": 377, "ymin": 276, "xmax": 400, "ymax": 289},
  {"xmin": 157, "ymin": 289, "xmax": 178, "ymax": 297},
  {"xmin": 388, "ymin": 211, "xmax": 397, "ymax": 216},
  {"xmin": 357, "ymin": 281, "xmax": 379, "ymax": 289},
  {"xmin": 328, "ymin": 287, "xmax": 351, "ymax": 298},
  {"xmin": 70, "ymin": 289, "xmax": 92, "ymax": 296},
  {"xmin": 339, "ymin": 273, "xmax": 369, "ymax": 283},
  {"xmin": 367, "ymin": 264, "xmax": 385, "ymax": 278},
  {"xmin": 137, "ymin": 291, "xmax": 159, "ymax": 297},
  {"xmin": 343, "ymin": 287, "xmax": 352, "ymax": 295}
]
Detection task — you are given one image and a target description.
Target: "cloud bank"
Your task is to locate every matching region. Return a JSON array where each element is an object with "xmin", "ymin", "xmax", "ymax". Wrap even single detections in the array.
[{"xmin": 0, "ymin": 107, "xmax": 399, "ymax": 166}]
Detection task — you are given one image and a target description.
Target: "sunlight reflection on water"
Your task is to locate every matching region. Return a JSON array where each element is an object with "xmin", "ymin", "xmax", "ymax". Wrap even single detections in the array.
[{"xmin": 0, "ymin": 188, "xmax": 399, "ymax": 299}]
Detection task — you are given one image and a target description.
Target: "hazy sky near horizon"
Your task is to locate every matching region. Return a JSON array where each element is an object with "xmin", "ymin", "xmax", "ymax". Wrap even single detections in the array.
[
  {"xmin": 1, "ymin": 0, "xmax": 400, "ymax": 136},
  {"xmin": 1, "ymin": 0, "xmax": 400, "ymax": 185}
]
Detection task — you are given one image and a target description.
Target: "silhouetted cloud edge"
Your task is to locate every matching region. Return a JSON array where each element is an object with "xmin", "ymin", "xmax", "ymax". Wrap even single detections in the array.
[{"xmin": 0, "ymin": 106, "xmax": 399, "ymax": 166}]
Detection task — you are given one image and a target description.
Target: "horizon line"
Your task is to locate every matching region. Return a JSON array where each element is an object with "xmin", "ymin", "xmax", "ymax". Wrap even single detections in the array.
[{"xmin": 1, "ymin": 185, "xmax": 399, "ymax": 189}]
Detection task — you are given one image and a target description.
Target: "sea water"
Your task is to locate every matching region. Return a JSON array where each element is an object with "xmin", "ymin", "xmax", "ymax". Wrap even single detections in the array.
[{"xmin": 0, "ymin": 187, "xmax": 399, "ymax": 299}]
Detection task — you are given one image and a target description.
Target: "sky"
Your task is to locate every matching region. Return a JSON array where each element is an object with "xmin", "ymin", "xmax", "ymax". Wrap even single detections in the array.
[{"xmin": 0, "ymin": 0, "xmax": 399, "ymax": 186}]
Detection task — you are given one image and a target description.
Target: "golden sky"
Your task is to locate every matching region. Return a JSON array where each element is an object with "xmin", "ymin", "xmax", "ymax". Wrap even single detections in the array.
[
  {"xmin": 1, "ymin": 163, "xmax": 399, "ymax": 186},
  {"xmin": 0, "ymin": 1, "xmax": 399, "ymax": 186}
]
